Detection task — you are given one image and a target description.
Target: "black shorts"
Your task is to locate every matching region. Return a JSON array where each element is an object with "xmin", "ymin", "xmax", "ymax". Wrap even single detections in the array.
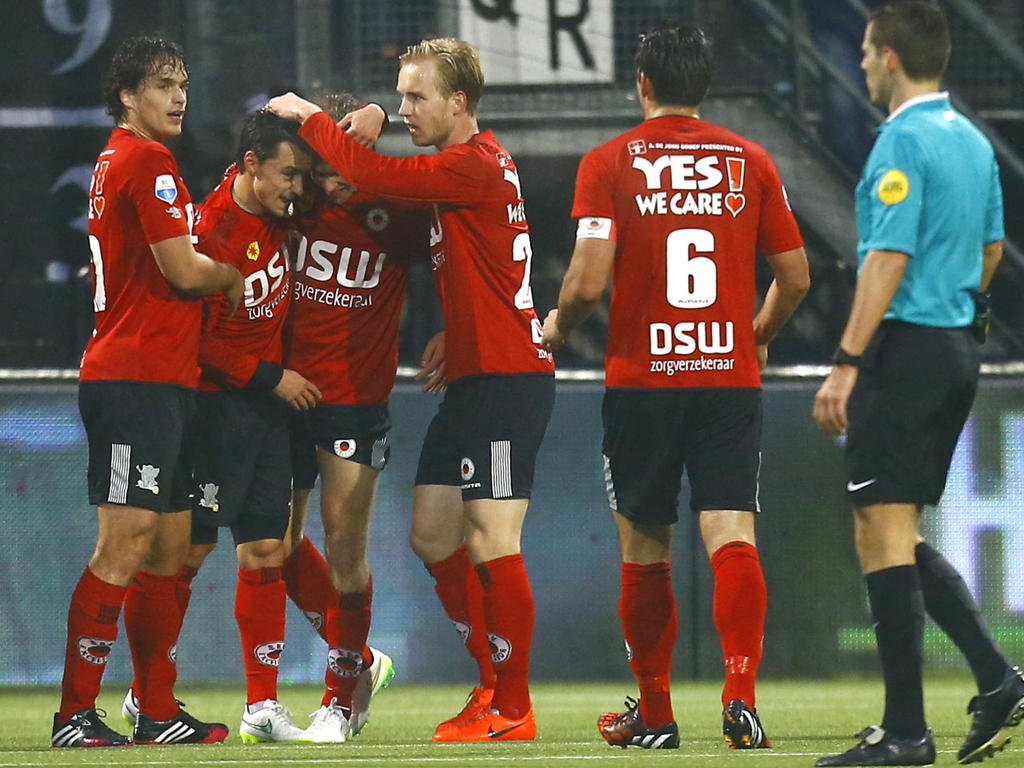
[
  {"xmin": 602, "ymin": 387, "xmax": 762, "ymax": 525},
  {"xmin": 290, "ymin": 404, "xmax": 392, "ymax": 491},
  {"xmin": 190, "ymin": 390, "xmax": 292, "ymax": 546},
  {"xmin": 415, "ymin": 373, "xmax": 554, "ymax": 501},
  {"xmin": 79, "ymin": 381, "xmax": 195, "ymax": 513},
  {"xmin": 846, "ymin": 321, "xmax": 979, "ymax": 507}
]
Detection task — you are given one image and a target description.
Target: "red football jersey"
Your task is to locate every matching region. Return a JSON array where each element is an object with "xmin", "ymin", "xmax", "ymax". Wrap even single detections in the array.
[
  {"xmin": 299, "ymin": 114, "xmax": 554, "ymax": 382},
  {"xmin": 572, "ymin": 116, "xmax": 804, "ymax": 388},
  {"xmin": 195, "ymin": 166, "xmax": 292, "ymax": 391},
  {"xmin": 284, "ymin": 195, "xmax": 428, "ymax": 404},
  {"xmin": 80, "ymin": 128, "xmax": 200, "ymax": 387}
]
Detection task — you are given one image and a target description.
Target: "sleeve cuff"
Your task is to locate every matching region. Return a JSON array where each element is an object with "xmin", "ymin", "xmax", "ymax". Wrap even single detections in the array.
[{"xmin": 247, "ymin": 360, "xmax": 284, "ymax": 391}]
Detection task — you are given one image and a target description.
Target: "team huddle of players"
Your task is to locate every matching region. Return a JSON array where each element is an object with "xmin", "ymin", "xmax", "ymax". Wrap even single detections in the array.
[{"xmin": 51, "ymin": 4, "xmax": 1023, "ymax": 765}]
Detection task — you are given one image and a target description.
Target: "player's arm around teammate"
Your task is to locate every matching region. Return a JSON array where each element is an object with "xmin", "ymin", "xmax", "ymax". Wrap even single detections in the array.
[{"xmin": 55, "ymin": 36, "xmax": 241, "ymax": 749}]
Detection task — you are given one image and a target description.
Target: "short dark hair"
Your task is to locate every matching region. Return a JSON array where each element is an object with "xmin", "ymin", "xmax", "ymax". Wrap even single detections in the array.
[
  {"xmin": 103, "ymin": 36, "xmax": 187, "ymax": 122},
  {"xmin": 309, "ymin": 90, "xmax": 361, "ymax": 123},
  {"xmin": 869, "ymin": 1, "xmax": 950, "ymax": 80},
  {"xmin": 235, "ymin": 111, "xmax": 310, "ymax": 168},
  {"xmin": 635, "ymin": 25, "xmax": 712, "ymax": 107}
]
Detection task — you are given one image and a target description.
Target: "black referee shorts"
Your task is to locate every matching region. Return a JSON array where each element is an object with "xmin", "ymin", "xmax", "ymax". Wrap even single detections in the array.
[{"xmin": 845, "ymin": 321, "xmax": 979, "ymax": 507}]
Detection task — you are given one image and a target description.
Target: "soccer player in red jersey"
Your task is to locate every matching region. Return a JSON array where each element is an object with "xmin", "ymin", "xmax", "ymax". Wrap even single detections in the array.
[
  {"xmin": 268, "ymin": 39, "xmax": 555, "ymax": 742},
  {"xmin": 281, "ymin": 91, "xmax": 434, "ymax": 742},
  {"xmin": 53, "ymin": 36, "xmax": 242, "ymax": 748},
  {"xmin": 139, "ymin": 111, "xmax": 318, "ymax": 744},
  {"xmin": 542, "ymin": 25, "xmax": 809, "ymax": 751}
]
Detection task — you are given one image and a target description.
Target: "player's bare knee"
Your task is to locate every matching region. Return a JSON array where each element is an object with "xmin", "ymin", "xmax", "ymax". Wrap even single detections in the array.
[{"xmin": 236, "ymin": 537, "xmax": 286, "ymax": 569}]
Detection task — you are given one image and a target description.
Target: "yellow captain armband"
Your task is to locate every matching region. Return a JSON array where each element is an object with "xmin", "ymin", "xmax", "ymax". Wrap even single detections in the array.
[{"xmin": 877, "ymin": 169, "xmax": 910, "ymax": 205}]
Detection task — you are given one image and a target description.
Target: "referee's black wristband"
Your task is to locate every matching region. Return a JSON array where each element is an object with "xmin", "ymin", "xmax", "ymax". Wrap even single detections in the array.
[
  {"xmin": 364, "ymin": 102, "xmax": 390, "ymax": 135},
  {"xmin": 831, "ymin": 347, "xmax": 862, "ymax": 368}
]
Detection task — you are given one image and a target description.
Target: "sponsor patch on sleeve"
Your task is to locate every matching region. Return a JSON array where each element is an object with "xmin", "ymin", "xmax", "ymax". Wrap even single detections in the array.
[
  {"xmin": 576, "ymin": 216, "xmax": 613, "ymax": 240},
  {"xmin": 154, "ymin": 173, "xmax": 178, "ymax": 204},
  {"xmin": 877, "ymin": 169, "xmax": 909, "ymax": 205}
]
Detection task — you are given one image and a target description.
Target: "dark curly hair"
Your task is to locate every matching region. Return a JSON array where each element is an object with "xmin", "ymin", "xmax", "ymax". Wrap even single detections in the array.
[
  {"xmin": 102, "ymin": 36, "xmax": 187, "ymax": 122},
  {"xmin": 635, "ymin": 24, "xmax": 712, "ymax": 107}
]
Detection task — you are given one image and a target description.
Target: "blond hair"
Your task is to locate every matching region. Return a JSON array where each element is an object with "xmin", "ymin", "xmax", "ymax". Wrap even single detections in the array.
[{"xmin": 400, "ymin": 38, "xmax": 484, "ymax": 116}]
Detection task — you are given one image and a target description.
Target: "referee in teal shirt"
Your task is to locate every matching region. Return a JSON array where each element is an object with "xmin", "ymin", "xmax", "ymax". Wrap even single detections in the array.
[{"xmin": 813, "ymin": 3, "xmax": 1021, "ymax": 767}]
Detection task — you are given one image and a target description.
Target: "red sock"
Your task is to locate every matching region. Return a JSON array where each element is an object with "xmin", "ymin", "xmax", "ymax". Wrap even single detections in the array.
[
  {"xmin": 124, "ymin": 571, "xmax": 181, "ymax": 719},
  {"xmin": 711, "ymin": 541, "xmax": 766, "ymax": 708},
  {"xmin": 620, "ymin": 561, "xmax": 677, "ymax": 727},
  {"xmin": 59, "ymin": 568, "xmax": 127, "ymax": 720},
  {"xmin": 322, "ymin": 576, "xmax": 373, "ymax": 708},
  {"xmin": 476, "ymin": 554, "xmax": 533, "ymax": 719},
  {"xmin": 236, "ymin": 566, "xmax": 286, "ymax": 704},
  {"xmin": 283, "ymin": 536, "xmax": 338, "ymax": 643},
  {"xmin": 128, "ymin": 565, "xmax": 196, "ymax": 706},
  {"xmin": 426, "ymin": 545, "xmax": 497, "ymax": 689}
]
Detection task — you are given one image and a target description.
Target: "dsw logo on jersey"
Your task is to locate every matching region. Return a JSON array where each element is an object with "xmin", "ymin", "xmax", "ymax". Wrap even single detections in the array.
[
  {"xmin": 292, "ymin": 235, "xmax": 385, "ymax": 288},
  {"xmin": 244, "ymin": 251, "xmax": 287, "ymax": 308}
]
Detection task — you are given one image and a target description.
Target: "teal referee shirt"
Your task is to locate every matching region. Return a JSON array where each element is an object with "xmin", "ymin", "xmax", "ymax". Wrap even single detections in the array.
[{"xmin": 855, "ymin": 92, "xmax": 1004, "ymax": 327}]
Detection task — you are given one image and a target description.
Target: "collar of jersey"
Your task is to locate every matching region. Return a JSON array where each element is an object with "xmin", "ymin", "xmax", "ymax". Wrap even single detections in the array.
[{"xmin": 882, "ymin": 90, "xmax": 950, "ymax": 128}]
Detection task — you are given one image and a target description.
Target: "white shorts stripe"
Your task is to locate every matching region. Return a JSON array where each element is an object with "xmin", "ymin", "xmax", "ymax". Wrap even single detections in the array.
[
  {"xmin": 603, "ymin": 454, "xmax": 618, "ymax": 511},
  {"xmin": 490, "ymin": 440, "xmax": 512, "ymax": 499},
  {"xmin": 108, "ymin": 443, "xmax": 130, "ymax": 504}
]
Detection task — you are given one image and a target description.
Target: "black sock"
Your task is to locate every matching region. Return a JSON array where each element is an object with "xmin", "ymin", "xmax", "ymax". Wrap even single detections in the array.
[
  {"xmin": 916, "ymin": 541, "xmax": 1009, "ymax": 692},
  {"xmin": 866, "ymin": 565, "xmax": 927, "ymax": 740}
]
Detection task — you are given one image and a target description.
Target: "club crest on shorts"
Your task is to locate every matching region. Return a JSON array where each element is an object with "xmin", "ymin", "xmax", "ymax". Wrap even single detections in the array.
[
  {"xmin": 460, "ymin": 457, "xmax": 475, "ymax": 481},
  {"xmin": 303, "ymin": 610, "xmax": 324, "ymax": 632},
  {"xmin": 154, "ymin": 173, "xmax": 178, "ymax": 203},
  {"xmin": 452, "ymin": 620, "xmax": 471, "ymax": 644},
  {"xmin": 197, "ymin": 482, "xmax": 219, "ymax": 512},
  {"xmin": 488, "ymin": 633, "xmax": 512, "ymax": 664},
  {"xmin": 328, "ymin": 647, "xmax": 363, "ymax": 678},
  {"xmin": 334, "ymin": 439, "xmax": 357, "ymax": 459},
  {"xmin": 136, "ymin": 464, "xmax": 160, "ymax": 494},
  {"xmin": 365, "ymin": 207, "xmax": 389, "ymax": 232},
  {"xmin": 254, "ymin": 641, "xmax": 284, "ymax": 666},
  {"xmin": 78, "ymin": 636, "xmax": 114, "ymax": 665}
]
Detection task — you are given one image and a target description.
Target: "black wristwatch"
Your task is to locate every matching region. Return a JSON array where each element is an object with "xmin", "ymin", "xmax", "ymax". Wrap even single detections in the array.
[{"xmin": 831, "ymin": 347, "xmax": 863, "ymax": 368}]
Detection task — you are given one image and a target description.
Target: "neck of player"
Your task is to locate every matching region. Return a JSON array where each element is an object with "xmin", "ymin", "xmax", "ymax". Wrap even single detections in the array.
[
  {"xmin": 437, "ymin": 116, "xmax": 480, "ymax": 150},
  {"xmin": 231, "ymin": 173, "xmax": 265, "ymax": 216},
  {"xmin": 888, "ymin": 78, "xmax": 941, "ymax": 115}
]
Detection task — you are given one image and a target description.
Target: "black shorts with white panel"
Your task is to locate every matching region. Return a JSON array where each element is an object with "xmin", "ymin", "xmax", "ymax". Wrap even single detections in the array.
[
  {"xmin": 602, "ymin": 386, "xmax": 762, "ymax": 525},
  {"xmin": 415, "ymin": 373, "xmax": 554, "ymax": 501},
  {"xmin": 190, "ymin": 390, "xmax": 292, "ymax": 546},
  {"xmin": 845, "ymin": 321, "xmax": 979, "ymax": 507},
  {"xmin": 309, "ymin": 402, "xmax": 391, "ymax": 470},
  {"xmin": 289, "ymin": 409, "xmax": 319, "ymax": 492},
  {"xmin": 79, "ymin": 381, "xmax": 196, "ymax": 513}
]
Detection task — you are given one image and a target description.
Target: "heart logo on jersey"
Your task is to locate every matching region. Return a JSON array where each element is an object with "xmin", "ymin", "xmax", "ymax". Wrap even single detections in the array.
[
  {"xmin": 724, "ymin": 193, "xmax": 746, "ymax": 217},
  {"xmin": 93, "ymin": 198, "xmax": 105, "ymax": 218}
]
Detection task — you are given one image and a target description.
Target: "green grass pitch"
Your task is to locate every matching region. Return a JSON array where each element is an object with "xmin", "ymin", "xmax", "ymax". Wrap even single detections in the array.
[{"xmin": 0, "ymin": 677, "xmax": 1015, "ymax": 767}]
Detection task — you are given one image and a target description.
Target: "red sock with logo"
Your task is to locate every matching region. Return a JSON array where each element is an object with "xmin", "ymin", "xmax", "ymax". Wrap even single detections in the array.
[
  {"xmin": 620, "ymin": 561, "xmax": 677, "ymax": 727},
  {"xmin": 123, "ymin": 570, "xmax": 181, "ymax": 719},
  {"xmin": 283, "ymin": 536, "xmax": 338, "ymax": 643},
  {"xmin": 711, "ymin": 541, "xmax": 767, "ymax": 708},
  {"xmin": 426, "ymin": 545, "xmax": 497, "ymax": 690},
  {"xmin": 126, "ymin": 565, "xmax": 197, "ymax": 714},
  {"xmin": 59, "ymin": 567, "xmax": 127, "ymax": 720},
  {"xmin": 476, "ymin": 554, "xmax": 533, "ymax": 719},
  {"xmin": 322, "ymin": 576, "xmax": 373, "ymax": 708},
  {"xmin": 236, "ymin": 566, "xmax": 286, "ymax": 705}
]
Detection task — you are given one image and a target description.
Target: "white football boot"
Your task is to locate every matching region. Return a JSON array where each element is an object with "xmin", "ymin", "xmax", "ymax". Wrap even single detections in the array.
[
  {"xmin": 350, "ymin": 647, "xmax": 396, "ymax": 736},
  {"xmin": 239, "ymin": 699, "xmax": 307, "ymax": 744},
  {"xmin": 303, "ymin": 698, "xmax": 351, "ymax": 743}
]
